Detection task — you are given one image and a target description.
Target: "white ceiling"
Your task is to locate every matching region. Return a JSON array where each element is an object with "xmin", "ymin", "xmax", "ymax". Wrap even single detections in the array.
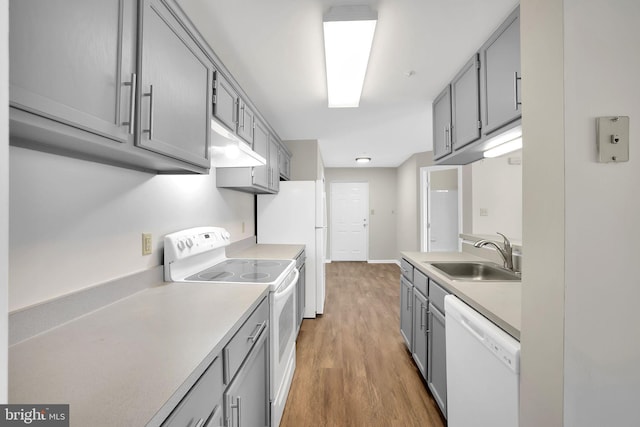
[{"xmin": 178, "ymin": 0, "xmax": 519, "ymax": 167}]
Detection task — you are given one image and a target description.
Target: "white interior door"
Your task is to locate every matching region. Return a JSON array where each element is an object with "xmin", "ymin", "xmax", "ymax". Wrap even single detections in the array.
[
  {"xmin": 421, "ymin": 167, "xmax": 462, "ymax": 252},
  {"xmin": 330, "ymin": 182, "xmax": 368, "ymax": 261}
]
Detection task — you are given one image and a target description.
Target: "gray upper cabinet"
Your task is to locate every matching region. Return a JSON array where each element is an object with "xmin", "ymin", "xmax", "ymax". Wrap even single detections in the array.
[
  {"xmin": 279, "ymin": 145, "xmax": 291, "ymax": 180},
  {"xmin": 252, "ymin": 120, "xmax": 270, "ymax": 190},
  {"xmin": 9, "ymin": 0, "xmax": 211, "ymax": 173},
  {"xmin": 236, "ymin": 99, "xmax": 255, "ymax": 145},
  {"xmin": 268, "ymin": 136, "xmax": 280, "ymax": 192},
  {"xmin": 9, "ymin": 0, "xmax": 137, "ymax": 145},
  {"xmin": 138, "ymin": 0, "xmax": 211, "ymax": 169},
  {"xmin": 480, "ymin": 5, "xmax": 521, "ymax": 136},
  {"xmin": 451, "ymin": 53, "xmax": 481, "ymax": 150},
  {"xmin": 213, "ymin": 70, "xmax": 239, "ymax": 133},
  {"xmin": 432, "ymin": 85, "xmax": 452, "ymax": 160},
  {"xmin": 434, "ymin": 5, "xmax": 521, "ymax": 165}
]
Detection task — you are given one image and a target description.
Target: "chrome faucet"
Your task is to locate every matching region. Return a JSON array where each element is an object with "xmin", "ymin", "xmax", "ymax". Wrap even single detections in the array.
[{"xmin": 474, "ymin": 232, "xmax": 514, "ymax": 271}]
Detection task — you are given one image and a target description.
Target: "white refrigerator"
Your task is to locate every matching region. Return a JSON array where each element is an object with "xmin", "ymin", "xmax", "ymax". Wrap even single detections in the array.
[{"xmin": 257, "ymin": 180, "xmax": 327, "ymax": 318}]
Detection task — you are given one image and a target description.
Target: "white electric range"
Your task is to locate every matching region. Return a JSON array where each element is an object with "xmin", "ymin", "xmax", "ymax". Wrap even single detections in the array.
[{"xmin": 164, "ymin": 227, "xmax": 298, "ymax": 427}]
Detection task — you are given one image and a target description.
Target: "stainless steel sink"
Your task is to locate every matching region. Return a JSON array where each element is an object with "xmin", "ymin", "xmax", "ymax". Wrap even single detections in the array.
[{"xmin": 429, "ymin": 262, "xmax": 521, "ymax": 282}]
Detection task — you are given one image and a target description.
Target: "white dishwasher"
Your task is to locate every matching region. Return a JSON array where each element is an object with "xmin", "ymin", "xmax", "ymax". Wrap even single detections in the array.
[{"xmin": 445, "ymin": 295, "xmax": 520, "ymax": 427}]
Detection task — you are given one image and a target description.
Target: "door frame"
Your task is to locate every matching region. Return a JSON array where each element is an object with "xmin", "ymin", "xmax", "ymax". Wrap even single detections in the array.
[
  {"xmin": 329, "ymin": 181, "xmax": 369, "ymax": 261},
  {"xmin": 420, "ymin": 166, "xmax": 463, "ymax": 252}
]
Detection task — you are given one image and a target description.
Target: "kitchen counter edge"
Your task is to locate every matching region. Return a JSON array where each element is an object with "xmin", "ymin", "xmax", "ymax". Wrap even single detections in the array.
[{"xmin": 401, "ymin": 251, "xmax": 521, "ymax": 340}]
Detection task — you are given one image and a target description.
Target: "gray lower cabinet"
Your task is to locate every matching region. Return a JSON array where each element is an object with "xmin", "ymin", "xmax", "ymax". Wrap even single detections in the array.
[
  {"xmin": 432, "ymin": 85, "xmax": 452, "ymax": 160},
  {"xmin": 138, "ymin": 0, "xmax": 211, "ymax": 169},
  {"xmin": 427, "ymin": 279, "xmax": 450, "ymax": 417},
  {"xmin": 480, "ymin": 5, "xmax": 521, "ymax": 136},
  {"xmin": 428, "ymin": 302, "xmax": 447, "ymax": 417},
  {"xmin": 400, "ymin": 276, "xmax": 413, "ymax": 350},
  {"xmin": 412, "ymin": 288, "xmax": 428, "ymax": 378},
  {"xmin": 451, "ymin": 53, "xmax": 481, "ymax": 150},
  {"xmin": 296, "ymin": 252, "xmax": 306, "ymax": 332},
  {"xmin": 224, "ymin": 322, "xmax": 270, "ymax": 427},
  {"xmin": 161, "ymin": 297, "xmax": 269, "ymax": 427},
  {"xmin": 162, "ymin": 357, "xmax": 224, "ymax": 426},
  {"xmin": 400, "ymin": 259, "xmax": 450, "ymax": 419}
]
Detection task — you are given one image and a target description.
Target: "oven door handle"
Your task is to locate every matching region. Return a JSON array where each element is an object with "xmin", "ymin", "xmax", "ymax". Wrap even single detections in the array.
[{"xmin": 274, "ymin": 268, "xmax": 299, "ymax": 302}]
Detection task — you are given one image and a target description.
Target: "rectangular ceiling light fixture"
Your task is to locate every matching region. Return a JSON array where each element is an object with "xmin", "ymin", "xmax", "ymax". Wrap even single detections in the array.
[{"xmin": 323, "ymin": 5, "xmax": 377, "ymax": 108}]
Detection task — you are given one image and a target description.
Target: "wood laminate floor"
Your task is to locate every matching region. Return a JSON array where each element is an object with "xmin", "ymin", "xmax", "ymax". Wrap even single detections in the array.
[{"xmin": 280, "ymin": 262, "xmax": 446, "ymax": 427}]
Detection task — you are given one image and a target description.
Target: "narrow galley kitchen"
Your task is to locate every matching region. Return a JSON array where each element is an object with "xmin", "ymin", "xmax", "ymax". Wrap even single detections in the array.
[{"xmin": 280, "ymin": 262, "xmax": 445, "ymax": 427}]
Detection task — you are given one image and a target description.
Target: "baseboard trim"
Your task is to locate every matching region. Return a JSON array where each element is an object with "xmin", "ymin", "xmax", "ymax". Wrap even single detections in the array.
[{"xmin": 368, "ymin": 259, "xmax": 401, "ymax": 265}]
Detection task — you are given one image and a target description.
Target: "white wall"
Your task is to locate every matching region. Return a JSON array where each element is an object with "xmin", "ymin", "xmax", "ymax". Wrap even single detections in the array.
[
  {"xmin": 521, "ymin": 1, "xmax": 640, "ymax": 426},
  {"xmin": 9, "ymin": 147, "xmax": 255, "ymax": 311},
  {"xmin": 471, "ymin": 149, "xmax": 522, "ymax": 239},
  {"xmin": 562, "ymin": 0, "xmax": 640, "ymax": 425},
  {"xmin": 1, "ymin": 0, "xmax": 9, "ymax": 403}
]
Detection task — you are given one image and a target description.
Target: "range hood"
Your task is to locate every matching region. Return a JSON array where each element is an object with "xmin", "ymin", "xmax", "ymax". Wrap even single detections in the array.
[{"xmin": 210, "ymin": 119, "xmax": 266, "ymax": 167}]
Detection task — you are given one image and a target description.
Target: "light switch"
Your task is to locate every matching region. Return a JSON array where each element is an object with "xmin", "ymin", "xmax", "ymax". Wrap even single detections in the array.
[{"xmin": 596, "ymin": 116, "xmax": 629, "ymax": 163}]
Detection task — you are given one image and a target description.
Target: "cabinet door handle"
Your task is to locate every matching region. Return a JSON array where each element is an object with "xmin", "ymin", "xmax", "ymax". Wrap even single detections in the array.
[
  {"xmin": 419, "ymin": 303, "xmax": 425, "ymax": 330},
  {"xmin": 407, "ymin": 288, "xmax": 412, "ymax": 310},
  {"xmin": 231, "ymin": 396, "xmax": 242, "ymax": 427},
  {"xmin": 240, "ymin": 104, "xmax": 245, "ymax": 130},
  {"xmin": 223, "ymin": 347, "xmax": 230, "ymax": 384},
  {"xmin": 247, "ymin": 321, "xmax": 267, "ymax": 343},
  {"xmin": 122, "ymin": 73, "xmax": 136, "ymax": 134},
  {"xmin": 143, "ymin": 84, "xmax": 154, "ymax": 139},
  {"xmin": 425, "ymin": 309, "xmax": 431, "ymax": 334},
  {"xmin": 514, "ymin": 72, "xmax": 522, "ymax": 110}
]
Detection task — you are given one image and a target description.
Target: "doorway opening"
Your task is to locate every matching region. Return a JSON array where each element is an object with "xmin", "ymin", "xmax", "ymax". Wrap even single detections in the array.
[
  {"xmin": 420, "ymin": 166, "xmax": 463, "ymax": 252},
  {"xmin": 330, "ymin": 182, "xmax": 369, "ymax": 261}
]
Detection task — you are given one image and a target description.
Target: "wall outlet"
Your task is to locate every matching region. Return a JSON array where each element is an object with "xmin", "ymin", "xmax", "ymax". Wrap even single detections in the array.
[{"xmin": 142, "ymin": 233, "xmax": 152, "ymax": 255}]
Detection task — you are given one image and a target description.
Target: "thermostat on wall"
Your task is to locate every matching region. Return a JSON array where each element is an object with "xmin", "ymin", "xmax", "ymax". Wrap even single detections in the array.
[{"xmin": 596, "ymin": 116, "xmax": 629, "ymax": 163}]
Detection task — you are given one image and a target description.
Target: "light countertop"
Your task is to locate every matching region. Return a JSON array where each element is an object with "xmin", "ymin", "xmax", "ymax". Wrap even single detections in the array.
[
  {"xmin": 9, "ymin": 282, "xmax": 269, "ymax": 426},
  {"xmin": 401, "ymin": 251, "xmax": 521, "ymax": 340}
]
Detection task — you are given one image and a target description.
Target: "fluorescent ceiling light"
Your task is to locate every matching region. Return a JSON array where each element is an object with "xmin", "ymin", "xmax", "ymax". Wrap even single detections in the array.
[
  {"xmin": 323, "ymin": 6, "xmax": 377, "ymax": 108},
  {"xmin": 483, "ymin": 137, "xmax": 523, "ymax": 158},
  {"xmin": 355, "ymin": 156, "xmax": 371, "ymax": 163}
]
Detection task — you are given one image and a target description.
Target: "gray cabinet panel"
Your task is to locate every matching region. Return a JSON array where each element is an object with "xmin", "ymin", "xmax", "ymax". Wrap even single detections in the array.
[
  {"xmin": 213, "ymin": 70, "xmax": 238, "ymax": 132},
  {"xmin": 297, "ymin": 262, "xmax": 306, "ymax": 331},
  {"xmin": 162, "ymin": 357, "xmax": 223, "ymax": 426},
  {"xmin": 480, "ymin": 6, "xmax": 521, "ymax": 136},
  {"xmin": 400, "ymin": 276, "xmax": 413, "ymax": 351},
  {"xmin": 432, "ymin": 85, "xmax": 452, "ymax": 160},
  {"xmin": 278, "ymin": 145, "xmax": 291, "ymax": 180},
  {"xmin": 251, "ymin": 120, "xmax": 270, "ymax": 190},
  {"xmin": 268, "ymin": 136, "xmax": 280, "ymax": 192},
  {"xmin": 139, "ymin": 0, "xmax": 211, "ymax": 168},
  {"xmin": 412, "ymin": 289, "xmax": 428, "ymax": 379},
  {"xmin": 452, "ymin": 54, "xmax": 481, "ymax": 150},
  {"xmin": 224, "ymin": 323, "xmax": 269, "ymax": 427},
  {"xmin": 10, "ymin": 0, "xmax": 136, "ymax": 143},
  {"xmin": 400, "ymin": 259, "xmax": 414, "ymax": 282},
  {"xmin": 236, "ymin": 100, "xmax": 254, "ymax": 144},
  {"xmin": 428, "ymin": 304, "xmax": 447, "ymax": 417}
]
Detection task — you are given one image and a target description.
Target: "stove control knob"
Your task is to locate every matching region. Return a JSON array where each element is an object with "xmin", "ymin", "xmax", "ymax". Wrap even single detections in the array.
[
  {"xmin": 186, "ymin": 237, "xmax": 194, "ymax": 248},
  {"xmin": 223, "ymin": 231, "xmax": 230, "ymax": 240},
  {"xmin": 177, "ymin": 240, "xmax": 186, "ymax": 251}
]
